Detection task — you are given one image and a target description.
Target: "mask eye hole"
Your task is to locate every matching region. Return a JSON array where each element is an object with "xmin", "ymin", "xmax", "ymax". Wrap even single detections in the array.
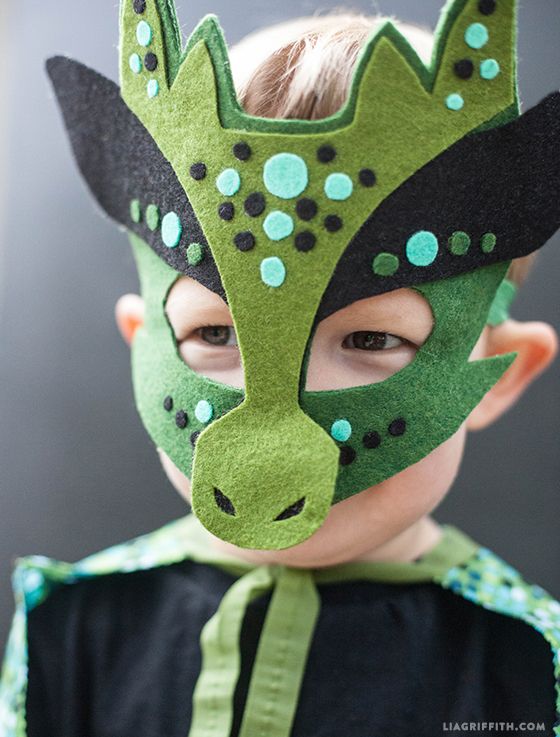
[
  {"xmin": 214, "ymin": 487, "xmax": 236, "ymax": 516},
  {"xmin": 165, "ymin": 276, "xmax": 244, "ymax": 390},
  {"xmin": 306, "ymin": 288, "xmax": 433, "ymax": 391},
  {"xmin": 274, "ymin": 497, "xmax": 306, "ymax": 521}
]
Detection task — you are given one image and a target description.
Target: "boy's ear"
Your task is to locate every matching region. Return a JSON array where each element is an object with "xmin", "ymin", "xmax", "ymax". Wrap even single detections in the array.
[
  {"xmin": 467, "ymin": 320, "xmax": 558, "ymax": 431},
  {"xmin": 115, "ymin": 294, "xmax": 145, "ymax": 346}
]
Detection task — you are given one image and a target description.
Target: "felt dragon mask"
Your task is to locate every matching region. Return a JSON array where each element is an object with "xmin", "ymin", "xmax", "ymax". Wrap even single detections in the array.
[{"xmin": 48, "ymin": 0, "xmax": 560, "ymax": 550}]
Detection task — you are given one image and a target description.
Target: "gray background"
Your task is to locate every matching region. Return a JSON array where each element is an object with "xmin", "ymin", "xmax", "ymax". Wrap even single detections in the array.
[{"xmin": 0, "ymin": 0, "xmax": 559, "ymax": 646}]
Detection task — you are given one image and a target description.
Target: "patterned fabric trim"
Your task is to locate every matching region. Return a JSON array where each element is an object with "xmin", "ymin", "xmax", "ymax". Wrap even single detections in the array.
[{"xmin": 435, "ymin": 546, "xmax": 560, "ymax": 735}]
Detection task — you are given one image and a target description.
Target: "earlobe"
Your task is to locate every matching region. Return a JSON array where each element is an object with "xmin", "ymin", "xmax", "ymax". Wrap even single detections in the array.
[
  {"xmin": 115, "ymin": 293, "xmax": 145, "ymax": 346},
  {"xmin": 467, "ymin": 319, "xmax": 558, "ymax": 431}
]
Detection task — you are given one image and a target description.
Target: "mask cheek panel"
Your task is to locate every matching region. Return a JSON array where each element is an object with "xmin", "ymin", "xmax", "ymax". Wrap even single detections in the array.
[
  {"xmin": 301, "ymin": 261, "xmax": 516, "ymax": 504},
  {"xmin": 129, "ymin": 234, "xmax": 244, "ymax": 483}
]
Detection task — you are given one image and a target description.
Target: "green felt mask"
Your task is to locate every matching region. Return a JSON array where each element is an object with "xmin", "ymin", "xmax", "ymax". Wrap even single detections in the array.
[{"xmin": 47, "ymin": 0, "xmax": 560, "ymax": 549}]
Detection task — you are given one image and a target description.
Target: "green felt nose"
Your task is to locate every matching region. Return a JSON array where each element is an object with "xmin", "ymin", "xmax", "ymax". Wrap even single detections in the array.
[{"xmin": 190, "ymin": 403, "xmax": 340, "ymax": 550}]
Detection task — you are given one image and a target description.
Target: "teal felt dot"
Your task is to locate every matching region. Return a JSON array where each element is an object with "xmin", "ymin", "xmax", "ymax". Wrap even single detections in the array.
[
  {"xmin": 324, "ymin": 173, "xmax": 353, "ymax": 201},
  {"xmin": 147, "ymin": 79, "xmax": 159, "ymax": 98},
  {"xmin": 446, "ymin": 93, "xmax": 464, "ymax": 111},
  {"xmin": 130, "ymin": 199, "xmax": 142, "ymax": 223},
  {"xmin": 129, "ymin": 53, "xmax": 142, "ymax": 74},
  {"xmin": 406, "ymin": 231, "xmax": 439, "ymax": 266},
  {"xmin": 136, "ymin": 20, "xmax": 153, "ymax": 47},
  {"xmin": 465, "ymin": 22, "xmax": 489, "ymax": 50},
  {"xmin": 195, "ymin": 400, "xmax": 214, "ymax": 424},
  {"xmin": 216, "ymin": 168, "xmax": 241, "ymax": 197},
  {"xmin": 162, "ymin": 212, "xmax": 182, "ymax": 248},
  {"xmin": 263, "ymin": 211, "xmax": 294, "ymax": 241},
  {"xmin": 260, "ymin": 256, "xmax": 286, "ymax": 287},
  {"xmin": 263, "ymin": 153, "xmax": 308, "ymax": 199},
  {"xmin": 146, "ymin": 204, "xmax": 160, "ymax": 231},
  {"xmin": 330, "ymin": 419, "xmax": 352, "ymax": 442},
  {"xmin": 480, "ymin": 58, "xmax": 500, "ymax": 80}
]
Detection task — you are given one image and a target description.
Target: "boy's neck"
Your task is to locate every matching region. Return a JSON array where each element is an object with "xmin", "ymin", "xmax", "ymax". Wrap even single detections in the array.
[{"xmin": 206, "ymin": 515, "xmax": 443, "ymax": 568}]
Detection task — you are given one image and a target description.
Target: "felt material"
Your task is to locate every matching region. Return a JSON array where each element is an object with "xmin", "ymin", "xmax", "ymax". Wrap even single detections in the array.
[
  {"xmin": 480, "ymin": 57, "xmax": 500, "ymax": 79},
  {"xmin": 317, "ymin": 145, "xmax": 336, "ymax": 163},
  {"xmin": 454, "ymin": 58, "xmax": 474, "ymax": 78},
  {"xmin": 244, "ymin": 192, "xmax": 266, "ymax": 217},
  {"xmin": 5, "ymin": 516, "xmax": 560, "ymax": 735},
  {"xmin": 144, "ymin": 51, "xmax": 158, "ymax": 71},
  {"xmin": 324, "ymin": 172, "xmax": 353, "ymax": 201},
  {"xmin": 317, "ymin": 92, "xmax": 560, "ymax": 320},
  {"xmin": 263, "ymin": 211, "xmax": 294, "ymax": 241},
  {"xmin": 487, "ymin": 276, "xmax": 517, "ymax": 326},
  {"xmin": 50, "ymin": 0, "xmax": 543, "ymax": 550},
  {"xmin": 358, "ymin": 168, "xmax": 377, "ymax": 187},
  {"xmin": 330, "ymin": 419, "xmax": 352, "ymax": 442},
  {"xmin": 233, "ymin": 142, "xmax": 252, "ymax": 161},
  {"xmin": 294, "ymin": 232, "xmax": 316, "ymax": 252},
  {"xmin": 216, "ymin": 168, "xmax": 241, "ymax": 197},
  {"xmin": 46, "ymin": 56, "xmax": 226, "ymax": 300},
  {"xmin": 295, "ymin": 198, "xmax": 317, "ymax": 221}
]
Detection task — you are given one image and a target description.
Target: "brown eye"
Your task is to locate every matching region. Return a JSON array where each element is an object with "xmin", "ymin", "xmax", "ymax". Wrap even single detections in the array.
[
  {"xmin": 343, "ymin": 331, "xmax": 404, "ymax": 351},
  {"xmin": 198, "ymin": 326, "xmax": 238, "ymax": 346}
]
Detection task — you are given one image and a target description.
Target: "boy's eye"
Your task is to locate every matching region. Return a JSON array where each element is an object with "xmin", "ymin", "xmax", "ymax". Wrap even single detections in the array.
[
  {"xmin": 342, "ymin": 331, "xmax": 405, "ymax": 351},
  {"xmin": 198, "ymin": 326, "xmax": 238, "ymax": 347}
]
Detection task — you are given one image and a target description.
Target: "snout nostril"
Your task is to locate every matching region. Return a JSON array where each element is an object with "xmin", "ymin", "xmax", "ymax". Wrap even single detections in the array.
[
  {"xmin": 214, "ymin": 488, "xmax": 236, "ymax": 516},
  {"xmin": 274, "ymin": 497, "xmax": 306, "ymax": 521}
]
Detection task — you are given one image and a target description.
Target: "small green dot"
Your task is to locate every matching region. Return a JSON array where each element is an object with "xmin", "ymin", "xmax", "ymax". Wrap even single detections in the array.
[
  {"xmin": 481, "ymin": 232, "xmax": 497, "ymax": 253},
  {"xmin": 187, "ymin": 243, "xmax": 204, "ymax": 266},
  {"xmin": 136, "ymin": 20, "xmax": 152, "ymax": 47},
  {"xmin": 146, "ymin": 204, "xmax": 160, "ymax": 231},
  {"xmin": 480, "ymin": 58, "xmax": 500, "ymax": 80},
  {"xmin": 130, "ymin": 199, "xmax": 142, "ymax": 223},
  {"xmin": 448, "ymin": 231, "xmax": 471, "ymax": 256},
  {"xmin": 129, "ymin": 53, "xmax": 142, "ymax": 74},
  {"xmin": 373, "ymin": 252, "xmax": 399, "ymax": 276},
  {"xmin": 446, "ymin": 93, "xmax": 464, "ymax": 111}
]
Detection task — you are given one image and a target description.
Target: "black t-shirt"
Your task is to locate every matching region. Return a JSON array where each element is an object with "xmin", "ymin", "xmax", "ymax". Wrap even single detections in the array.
[{"xmin": 25, "ymin": 559, "xmax": 557, "ymax": 737}]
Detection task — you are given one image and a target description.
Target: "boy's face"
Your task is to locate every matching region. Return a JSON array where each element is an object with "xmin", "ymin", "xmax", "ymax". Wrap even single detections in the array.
[{"xmin": 155, "ymin": 276, "xmax": 472, "ymax": 567}]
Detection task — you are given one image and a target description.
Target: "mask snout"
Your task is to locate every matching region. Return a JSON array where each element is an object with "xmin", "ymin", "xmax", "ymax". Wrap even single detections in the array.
[{"xmin": 190, "ymin": 403, "xmax": 339, "ymax": 550}]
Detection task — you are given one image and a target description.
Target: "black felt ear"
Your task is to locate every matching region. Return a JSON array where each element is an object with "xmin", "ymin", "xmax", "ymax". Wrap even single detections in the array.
[
  {"xmin": 46, "ymin": 56, "xmax": 225, "ymax": 299},
  {"xmin": 317, "ymin": 92, "xmax": 560, "ymax": 321}
]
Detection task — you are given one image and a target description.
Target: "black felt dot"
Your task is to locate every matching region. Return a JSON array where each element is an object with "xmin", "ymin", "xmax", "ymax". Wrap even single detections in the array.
[
  {"xmin": 363, "ymin": 431, "xmax": 381, "ymax": 449},
  {"xmin": 175, "ymin": 410, "xmax": 188, "ymax": 429},
  {"xmin": 296, "ymin": 198, "xmax": 318, "ymax": 221},
  {"xmin": 295, "ymin": 231, "xmax": 316, "ymax": 252},
  {"xmin": 388, "ymin": 417, "xmax": 407, "ymax": 437},
  {"xmin": 219, "ymin": 202, "xmax": 235, "ymax": 221},
  {"xmin": 478, "ymin": 0, "xmax": 496, "ymax": 14},
  {"xmin": 144, "ymin": 52, "xmax": 158, "ymax": 72},
  {"xmin": 190, "ymin": 162, "xmax": 207, "ymax": 181},
  {"xmin": 317, "ymin": 145, "xmax": 336, "ymax": 163},
  {"xmin": 190, "ymin": 431, "xmax": 201, "ymax": 448},
  {"xmin": 324, "ymin": 214, "xmax": 343, "ymax": 233},
  {"xmin": 359, "ymin": 168, "xmax": 377, "ymax": 187},
  {"xmin": 339, "ymin": 446, "xmax": 356, "ymax": 466},
  {"xmin": 454, "ymin": 59, "xmax": 474, "ymax": 80},
  {"xmin": 244, "ymin": 192, "xmax": 266, "ymax": 217},
  {"xmin": 234, "ymin": 231, "xmax": 255, "ymax": 252},
  {"xmin": 133, "ymin": 0, "xmax": 146, "ymax": 13},
  {"xmin": 233, "ymin": 141, "xmax": 252, "ymax": 161},
  {"xmin": 163, "ymin": 395, "xmax": 173, "ymax": 412},
  {"xmin": 214, "ymin": 488, "xmax": 236, "ymax": 516}
]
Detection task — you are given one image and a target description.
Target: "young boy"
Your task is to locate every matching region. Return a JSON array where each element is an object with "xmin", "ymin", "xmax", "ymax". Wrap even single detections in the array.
[{"xmin": 1, "ymin": 0, "xmax": 560, "ymax": 735}]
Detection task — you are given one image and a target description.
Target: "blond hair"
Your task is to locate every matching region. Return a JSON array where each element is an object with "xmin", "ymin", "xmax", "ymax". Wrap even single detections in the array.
[{"xmin": 228, "ymin": 12, "xmax": 533, "ymax": 287}]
